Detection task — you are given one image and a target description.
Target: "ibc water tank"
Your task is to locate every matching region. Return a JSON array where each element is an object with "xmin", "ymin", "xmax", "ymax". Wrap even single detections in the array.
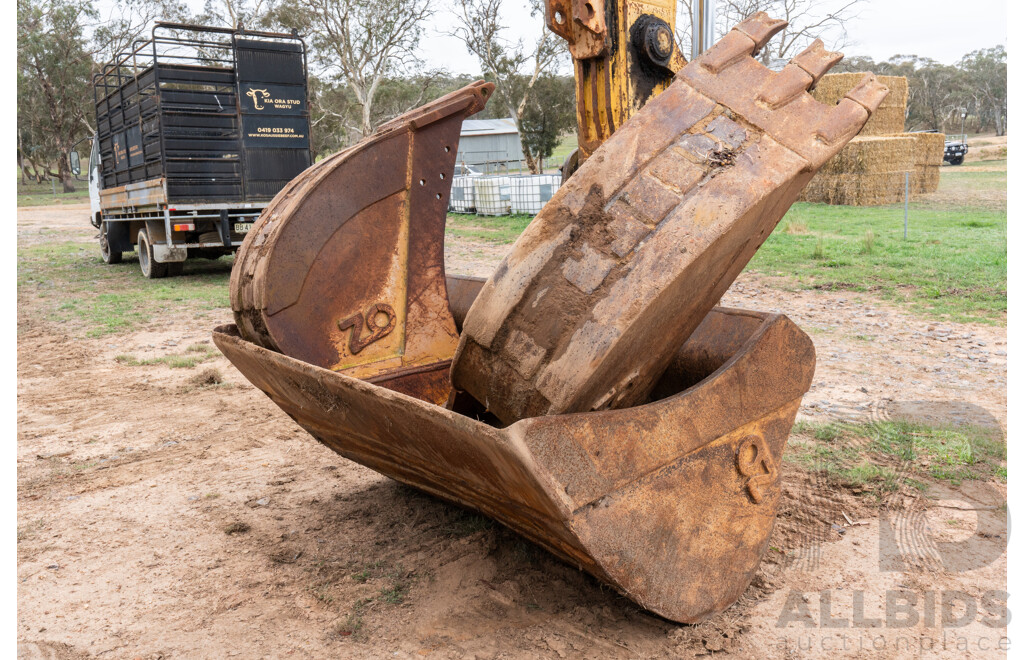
[
  {"xmin": 510, "ymin": 174, "xmax": 561, "ymax": 214},
  {"xmin": 449, "ymin": 175, "xmax": 476, "ymax": 213},
  {"xmin": 474, "ymin": 176, "xmax": 512, "ymax": 216}
]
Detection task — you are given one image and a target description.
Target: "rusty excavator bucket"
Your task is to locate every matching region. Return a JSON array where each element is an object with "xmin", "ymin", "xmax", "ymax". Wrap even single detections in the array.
[{"xmin": 216, "ymin": 13, "xmax": 888, "ymax": 623}]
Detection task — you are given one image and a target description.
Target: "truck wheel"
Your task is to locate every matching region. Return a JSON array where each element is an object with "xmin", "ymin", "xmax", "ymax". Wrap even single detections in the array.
[
  {"xmin": 951, "ymin": 156, "xmax": 964, "ymax": 166},
  {"xmin": 137, "ymin": 229, "xmax": 169, "ymax": 279},
  {"xmin": 100, "ymin": 222, "xmax": 122, "ymax": 265}
]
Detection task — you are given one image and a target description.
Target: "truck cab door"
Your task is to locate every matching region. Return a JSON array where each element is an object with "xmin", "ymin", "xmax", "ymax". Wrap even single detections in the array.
[{"xmin": 88, "ymin": 135, "xmax": 101, "ymax": 221}]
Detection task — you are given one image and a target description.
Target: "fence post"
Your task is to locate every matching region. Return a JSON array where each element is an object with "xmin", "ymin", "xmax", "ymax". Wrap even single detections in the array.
[
  {"xmin": 903, "ymin": 171, "xmax": 909, "ymax": 239},
  {"xmin": 51, "ymin": 178, "xmax": 57, "ymax": 197}
]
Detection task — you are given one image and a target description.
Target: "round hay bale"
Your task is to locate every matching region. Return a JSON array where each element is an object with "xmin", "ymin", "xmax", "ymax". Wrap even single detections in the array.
[{"xmin": 812, "ymin": 73, "xmax": 908, "ymax": 135}]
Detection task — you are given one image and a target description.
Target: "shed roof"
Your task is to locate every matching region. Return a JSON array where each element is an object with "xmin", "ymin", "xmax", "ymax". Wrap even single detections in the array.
[{"xmin": 461, "ymin": 118, "xmax": 518, "ymax": 136}]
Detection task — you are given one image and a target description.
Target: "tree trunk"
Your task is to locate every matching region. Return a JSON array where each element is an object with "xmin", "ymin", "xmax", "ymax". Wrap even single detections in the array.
[
  {"xmin": 523, "ymin": 150, "xmax": 539, "ymax": 175},
  {"xmin": 58, "ymin": 157, "xmax": 76, "ymax": 193}
]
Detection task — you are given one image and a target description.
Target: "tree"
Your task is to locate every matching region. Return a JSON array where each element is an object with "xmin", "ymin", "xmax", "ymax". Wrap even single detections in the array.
[
  {"xmin": 18, "ymin": 0, "xmax": 96, "ymax": 192},
  {"xmin": 678, "ymin": 0, "xmax": 866, "ymax": 66},
  {"xmin": 517, "ymin": 74, "xmax": 575, "ymax": 172},
  {"xmin": 271, "ymin": 0, "xmax": 434, "ymax": 139},
  {"xmin": 194, "ymin": 0, "xmax": 275, "ymax": 29},
  {"xmin": 958, "ymin": 46, "xmax": 1006, "ymax": 136},
  {"xmin": 451, "ymin": 0, "xmax": 565, "ymax": 173}
]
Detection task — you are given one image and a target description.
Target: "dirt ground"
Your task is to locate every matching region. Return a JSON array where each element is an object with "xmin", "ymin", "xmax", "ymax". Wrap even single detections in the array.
[{"xmin": 17, "ymin": 204, "xmax": 1007, "ymax": 658}]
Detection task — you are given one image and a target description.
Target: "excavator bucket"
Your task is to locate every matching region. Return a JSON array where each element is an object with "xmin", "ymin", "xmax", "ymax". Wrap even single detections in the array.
[
  {"xmin": 452, "ymin": 14, "xmax": 888, "ymax": 424},
  {"xmin": 214, "ymin": 290, "xmax": 815, "ymax": 623},
  {"xmin": 231, "ymin": 81, "xmax": 495, "ymax": 405},
  {"xmin": 216, "ymin": 15, "xmax": 885, "ymax": 623}
]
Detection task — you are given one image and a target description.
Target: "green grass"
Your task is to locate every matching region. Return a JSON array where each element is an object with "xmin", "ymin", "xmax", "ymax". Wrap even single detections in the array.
[
  {"xmin": 446, "ymin": 162, "xmax": 1006, "ymax": 324},
  {"xmin": 17, "ymin": 179, "xmax": 91, "ymax": 207},
  {"xmin": 789, "ymin": 419, "xmax": 1006, "ymax": 494},
  {"xmin": 114, "ymin": 350, "xmax": 218, "ymax": 368},
  {"xmin": 446, "ymin": 213, "xmax": 534, "ymax": 244},
  {"xmin": 549, "ymin": 133, "xmax": 577, "ymax": 170},
  {"xmin": 750, "ymin": 164, "xmax": 1007, "ymax": 324},
  {"xmin": 18, "ymin": 241, "xmax": 231, "ymax": 336}
]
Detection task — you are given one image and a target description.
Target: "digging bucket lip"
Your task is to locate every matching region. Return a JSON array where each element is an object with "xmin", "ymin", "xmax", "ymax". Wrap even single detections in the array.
[{"xmin": 212, "ymin": 305, "xmax": 808, "ymax": 432}]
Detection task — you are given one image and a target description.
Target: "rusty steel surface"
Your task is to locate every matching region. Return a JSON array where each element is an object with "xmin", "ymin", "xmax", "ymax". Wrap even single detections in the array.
[
  {"xmin": 98, "ymin": 177, "xmax": 167, "ymax": 213},
  {"xmin": 451, "ymin": 13, "xmax": 888, "ymax": 425},
  {"xmin": 213, "ymin": 300, "xmax": 815, "ymax": 623},
  {"xmin": 231, "ymin": 81, "xmax": 494, "ymax": 405}
]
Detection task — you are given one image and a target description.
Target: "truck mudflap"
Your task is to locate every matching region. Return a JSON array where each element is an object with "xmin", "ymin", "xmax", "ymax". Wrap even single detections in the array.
[{"xmin": 213, "ymin": 302, "xmax": 815, "ymax": 624}]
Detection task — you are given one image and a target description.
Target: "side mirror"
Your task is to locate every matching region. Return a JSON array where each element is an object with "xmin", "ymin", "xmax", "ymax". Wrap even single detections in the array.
[{"xmin": 69, "ymin": 150, "xmax": 81, "ymax": 177}]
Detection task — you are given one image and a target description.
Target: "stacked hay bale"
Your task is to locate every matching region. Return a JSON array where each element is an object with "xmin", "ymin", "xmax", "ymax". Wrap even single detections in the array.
[
  {"xmin": 907, "ymin": 132, "xmax": 945, "ymax": 193},
  {"xmin": 800, "ymin": 74, "xmax": 944, "ymax": 205},
  {"xmin": 811, "ymin": 73, "xmax": 908, "ymax": 136},
  {"xmin": 801, "ymin": 136, "xmax": 916, "ymax": 205}
]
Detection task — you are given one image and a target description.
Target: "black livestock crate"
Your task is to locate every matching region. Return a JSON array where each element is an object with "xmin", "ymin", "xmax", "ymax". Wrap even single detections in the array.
[{"xmin": 93, "ymin": 22, "xmax": 312, "ymax": 205}]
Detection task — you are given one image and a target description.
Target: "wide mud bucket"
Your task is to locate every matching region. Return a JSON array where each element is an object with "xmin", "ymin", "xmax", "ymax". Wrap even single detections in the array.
[{"xmin": 213, "ymin": 276, "xmax": 814, "ymax": 623}]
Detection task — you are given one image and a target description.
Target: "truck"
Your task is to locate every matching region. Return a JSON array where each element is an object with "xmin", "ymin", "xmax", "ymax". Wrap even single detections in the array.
[{"xmin": 71, "ymin": 23, "xmax": 312, "ymax": 278}]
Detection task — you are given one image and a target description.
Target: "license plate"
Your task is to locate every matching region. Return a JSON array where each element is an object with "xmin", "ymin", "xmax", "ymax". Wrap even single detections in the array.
[{"xmin": 234, "ymin": 223, "xmax": 251, "ymax": 234}]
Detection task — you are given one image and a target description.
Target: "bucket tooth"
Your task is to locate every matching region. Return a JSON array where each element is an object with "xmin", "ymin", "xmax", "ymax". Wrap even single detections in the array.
[
  {"xmin": 699, "ymin": 12, "xmax": 787, "ymax": 73},
  {"xmin": 757, "ymin": 64, "xmax": 815, "ymax": 109},
  {"xmin": 231, "ymin": 81, "xmax": 494, "ymax": 405},
  {"xmin": 791, "ymin": 39, "xmax": 844, "ymax": 86},
  {"xmin": 757, "ymin": 41, "xmax": 843, "ymax": 109},
  {"xmin": 732, "ymin": 11, "xmax": 788, "ymax": 53},
  {"xmin": 451, "ymin": 17, "xmax": 888, "ymax": 426},
  {"xmin": 815, "ymin": 74, "xmax": 889, "ymax": 145}
]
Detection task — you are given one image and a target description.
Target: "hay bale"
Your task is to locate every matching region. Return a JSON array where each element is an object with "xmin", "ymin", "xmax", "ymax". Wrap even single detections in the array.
[
  {"xmin": 812, "ymin": 73, "xmax": 909, "ymax": 136},
  {"xmin": 913, "ymin": 165, "xmax": 941, "ymax": 194},
  {"xmin": 818, "ymin": 135, "xmax": 916, "ymax": 175},
  {"xmin": 906, "ymin": 131, "xmax": 946, "ymax": 165},
  {"xmin": 800, "ymin": 171, "xmax": 912, "ymax": 206},
  {"xmin": 800, "ymin": 134, "xmax": 934, "ymax": 204},
  {"xmin": 902, "ymin": 132, "xmax": 945, "ymax": 193}
]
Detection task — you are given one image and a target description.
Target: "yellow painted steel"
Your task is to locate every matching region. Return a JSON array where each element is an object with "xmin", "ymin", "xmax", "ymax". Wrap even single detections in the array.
[{"xmin": 548, "ymin": 0, "xmax": 687, "ymax": 162}]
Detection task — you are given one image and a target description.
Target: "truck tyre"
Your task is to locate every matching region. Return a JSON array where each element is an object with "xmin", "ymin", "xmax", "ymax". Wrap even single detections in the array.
[
  {"xmin": 950, "ymin": 156, "xmax": 964, "ymax": 166},
  {"xmin": 137, "ymin": 229, "xmax": 169, "ymax": 279},
  {"xmin": 100, "ymin": 222, "xmax": 123, "ymax": 265}
]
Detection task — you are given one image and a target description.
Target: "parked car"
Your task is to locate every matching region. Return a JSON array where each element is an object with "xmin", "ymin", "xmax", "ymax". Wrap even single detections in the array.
[{"xmin": 943, "ymin": 134, "xmax": 969, "ymax": 165}]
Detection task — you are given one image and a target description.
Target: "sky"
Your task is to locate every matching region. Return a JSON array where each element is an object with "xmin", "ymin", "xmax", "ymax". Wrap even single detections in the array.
[
  {"xmin": 98, "ymin": 0, "xmax": 1008, "ymax": 75},
  {"xmin": 417, "ymin": 0, "xmax": 1008, "ymax": 74}
]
